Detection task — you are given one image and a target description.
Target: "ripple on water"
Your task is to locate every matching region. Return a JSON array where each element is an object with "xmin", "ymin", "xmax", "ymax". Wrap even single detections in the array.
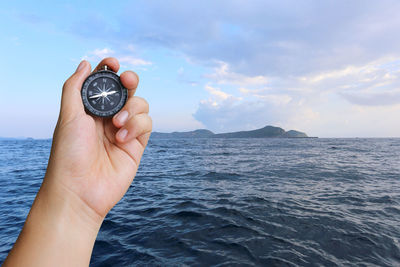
[{"xmin": 1, "ymin": 138, "xmax": 400, "ymax": 265}]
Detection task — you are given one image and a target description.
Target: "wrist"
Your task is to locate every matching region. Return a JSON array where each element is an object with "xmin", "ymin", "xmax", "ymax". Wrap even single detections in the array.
[
  {"xmin": 38, "ymin": 177, "xmax": 104, "ymax": 232},
  {"xmin": 9, "ymin": 177, "xmax": 104, "ymax": 266}
]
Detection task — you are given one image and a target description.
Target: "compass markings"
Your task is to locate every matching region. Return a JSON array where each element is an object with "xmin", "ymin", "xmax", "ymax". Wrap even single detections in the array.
[{"xmin": 82, "ymin": 73, "xmax": 127, "ymax": 117}]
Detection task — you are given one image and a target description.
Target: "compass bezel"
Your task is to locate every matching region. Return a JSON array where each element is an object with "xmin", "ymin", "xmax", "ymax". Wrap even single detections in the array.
[{"xmin": 81, "ymin": 70, "xmax": 128, "ymax": 117}]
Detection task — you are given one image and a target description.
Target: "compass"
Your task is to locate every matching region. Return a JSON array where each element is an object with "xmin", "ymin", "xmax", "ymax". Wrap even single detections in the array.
[{"xmin": 81, "ymin": 65, "xmax": 128, "ymax": 117}]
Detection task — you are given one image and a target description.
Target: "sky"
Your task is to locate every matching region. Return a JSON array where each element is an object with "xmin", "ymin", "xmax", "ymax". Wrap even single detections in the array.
[{"xmin": 1, "ymin": 1, "xmax": 400, "ymax": 138}]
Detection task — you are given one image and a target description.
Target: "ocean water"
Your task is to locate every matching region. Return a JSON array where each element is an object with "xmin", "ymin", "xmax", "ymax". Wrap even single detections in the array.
[{"xmin": 0, "ymin": 138, "xmax": 400, "ymax": 266}]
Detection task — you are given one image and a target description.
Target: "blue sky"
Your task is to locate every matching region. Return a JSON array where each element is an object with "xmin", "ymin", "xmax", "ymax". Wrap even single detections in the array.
[{"xmin": 1, "ymin": 1, "xmax": 400, "ymax": 138}]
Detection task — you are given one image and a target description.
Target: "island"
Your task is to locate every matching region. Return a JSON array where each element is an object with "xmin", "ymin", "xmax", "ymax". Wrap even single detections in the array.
[{"xmin": 151, "ymin": 125, "xmax": 310, "ymax": 139}]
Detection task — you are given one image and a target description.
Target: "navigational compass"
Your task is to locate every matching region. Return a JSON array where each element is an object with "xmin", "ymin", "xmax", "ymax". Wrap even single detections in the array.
[{"xmin": 81, "ymin": 65, "xmax": 128, "ymax": 117}]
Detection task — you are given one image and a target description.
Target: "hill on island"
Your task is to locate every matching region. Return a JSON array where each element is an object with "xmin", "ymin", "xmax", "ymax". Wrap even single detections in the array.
[{"xmin": 151, "ymin": 125, "xmax": 309, "ymax": 139}]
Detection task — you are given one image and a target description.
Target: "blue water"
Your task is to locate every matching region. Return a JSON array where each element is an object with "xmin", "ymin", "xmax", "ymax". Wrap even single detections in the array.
[{"xmin": 1, "ymin": 138, "xmax": 400, "ymax": 266}]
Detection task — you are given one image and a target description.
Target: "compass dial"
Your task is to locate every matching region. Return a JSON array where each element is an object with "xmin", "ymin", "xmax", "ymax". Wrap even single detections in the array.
[{"xmin": 81, "ymin": 70, "xmax": 128, "ymax": 117}]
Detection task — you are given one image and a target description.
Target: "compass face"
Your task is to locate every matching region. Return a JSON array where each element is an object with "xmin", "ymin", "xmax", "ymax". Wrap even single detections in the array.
[{"xmin": 81, "ymin": 70, "xmax": 128, "ymax": 117}]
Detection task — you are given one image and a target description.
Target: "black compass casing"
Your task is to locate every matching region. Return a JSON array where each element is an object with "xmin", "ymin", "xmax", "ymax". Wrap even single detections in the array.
[{"xmin": 81, "ymin": 68, "xmax": 128, "ymax": 117}]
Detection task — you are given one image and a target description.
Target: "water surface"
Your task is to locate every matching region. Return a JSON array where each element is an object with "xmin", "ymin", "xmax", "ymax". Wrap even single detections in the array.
[{"xmin": 0, "ymin": 138, "xmax": 399, "ymax": 266}]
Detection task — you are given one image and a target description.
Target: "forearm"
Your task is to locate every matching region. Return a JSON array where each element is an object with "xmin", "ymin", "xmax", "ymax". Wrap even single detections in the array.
[{"xmin": 4, "ymin": 176, "xmax": 103, "ymax": 267}]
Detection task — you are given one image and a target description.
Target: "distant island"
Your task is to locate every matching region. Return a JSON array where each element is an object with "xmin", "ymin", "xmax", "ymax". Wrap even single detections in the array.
[
  {"xmin": 0, "ymin": 137, "xmax": 34, "ymax": 140},
  {"xmin": 0, "ymin": 126, "xmax": 311, "ymax": 141},
  {"xmin": 151, "ymin": 125, "xmax": 310, "ymax": 139}
]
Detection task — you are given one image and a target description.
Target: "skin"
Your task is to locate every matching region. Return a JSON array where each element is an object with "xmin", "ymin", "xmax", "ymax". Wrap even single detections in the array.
[{"xmin": 3, "ymin": 57, "xmax": 152, "ymax": 266}]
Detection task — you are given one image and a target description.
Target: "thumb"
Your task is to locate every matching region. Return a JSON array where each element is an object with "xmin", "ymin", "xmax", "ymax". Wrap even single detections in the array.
[{"xmin": 59, "ymin": 60, "xmax": 91, "ymax": 121}]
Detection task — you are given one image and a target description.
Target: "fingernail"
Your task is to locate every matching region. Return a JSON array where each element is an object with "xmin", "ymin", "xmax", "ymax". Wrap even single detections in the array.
[
  {"xmin": 118, "ymin": 129, "xmax": 128, "ymax": 141},
  {"xmin": 116, "ymin": 110, "xmax": 129, "ymax": 125},
  {"xmin": 75, "ymin": 61, "xmax": 86, "ymax": 73}
]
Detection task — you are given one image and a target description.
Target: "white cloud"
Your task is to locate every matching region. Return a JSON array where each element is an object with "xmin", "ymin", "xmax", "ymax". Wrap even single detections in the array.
[
  {"xmin": 101, "ymin": 0, "xmax": 400, "ymax": 79},
  {"xmin": 82, "ymin": 47, "xmax": 152, "ymax": 67},
  {"xmin": 204, "ymin": 85, "xmax": 232, "ymax": 101},
  {"xmin": 90, "ymin": 48, "xmax": 114, "ymax": 58},
  {"xmin": 297, "ymin": 57, "xmax": 400, "ymax": 105},
  {"xmin": 205, "ymin": 61, "xmax": 268, "ymax": 86},
  {"xmin": 254, "ymin": 94, "xmax": 292, "ymax": 105},
  {"xmin": 67, "ymin": 1, "xmax": 400, "ymax": 136},
  {"xmin": 119, "ymin": 56, "xmax": 152, "ymax": 66},
  {"xmin": 194, "ymin": 56, "xmax": 400, "ymax": 136}
]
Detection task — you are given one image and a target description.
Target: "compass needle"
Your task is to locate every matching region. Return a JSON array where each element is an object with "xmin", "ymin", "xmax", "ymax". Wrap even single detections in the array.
[
  {"xmin": 107, "ymin": 90, "xmax": 118, "ymax": 96},
  {"xmin": 89, "ymin": 93, "xmax": 103, "ymax": 99}
]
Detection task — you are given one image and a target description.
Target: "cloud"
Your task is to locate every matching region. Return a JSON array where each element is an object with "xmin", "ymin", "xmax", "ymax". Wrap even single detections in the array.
[
  {"xmin": 82, "ymin": 47, "xmax": 152, "ymax": 67},
  {"xmin": 119, "ymin": 56, "xmax": 152, "ymax": 66},
  {"xmin": 194, "ymin": 84, "xmax": 296, "ymax": 132},
  {"xmin": 18, "ymin": 2, "xmax": 400, "ymax": 79},
  {"xmin": 205, "ymin": 62, "xmax": 268, "ymax": 86},
  {"xmin": 298, "ymin": 57, "xmax": 400, "ymax": 106},
  {"xmin": 32, "ymin": 1, "xmax": 400, "ymax": 136},
  {"xmin": 193, "ymin": 93, "xmax": 320, "ymax": 134},
  {"xmin": 103, "ymin": 0, "xmax": 400, "ymax": 78},
  {"xmin": 89, "ymin": 48, "xmax": 114, "ymax": 58},
  {"xmin": 204, "ymin": 85, "xmax": 235, "ymax": 101},
  {"xmin": 194, "ymin": 98, "xmax": 276, "ymax": 133},
  {"xmin": 340, "ymin": 92, "xmax": 400, "ymax": 106},
  {"xmin": 194, "ymin": 56, "xmax": 400, "ymax": 135}
]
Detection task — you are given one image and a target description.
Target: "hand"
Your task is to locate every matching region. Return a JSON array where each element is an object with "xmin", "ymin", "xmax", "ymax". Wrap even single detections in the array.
[
  {"xmin": 48, "ymin": 57, "xmax": 152, "ymax": 219},
  {"xmin": 4, "ymin": 57, "xmax": 152, "ymax": 266}
]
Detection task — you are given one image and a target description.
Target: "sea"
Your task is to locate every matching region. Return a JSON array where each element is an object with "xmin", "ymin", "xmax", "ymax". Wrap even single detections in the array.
[{"xmin": 0, "ymin": 138, "xmax": 400, "ymax": 266}]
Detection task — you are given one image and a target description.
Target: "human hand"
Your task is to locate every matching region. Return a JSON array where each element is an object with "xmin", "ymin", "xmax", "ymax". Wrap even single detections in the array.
[
  {"xmin": 4, "ymin": 58, "xmax": 152, "ymax": 266},
  {"xmin": 47, "ymin": 57, "xmax": 152, "ymax": 220}
]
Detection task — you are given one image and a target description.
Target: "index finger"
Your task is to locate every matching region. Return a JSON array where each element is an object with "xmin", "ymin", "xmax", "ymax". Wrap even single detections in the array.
[{"xmin": 92, "ymin": 57, "xmax": 120, "ymax": 73}]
